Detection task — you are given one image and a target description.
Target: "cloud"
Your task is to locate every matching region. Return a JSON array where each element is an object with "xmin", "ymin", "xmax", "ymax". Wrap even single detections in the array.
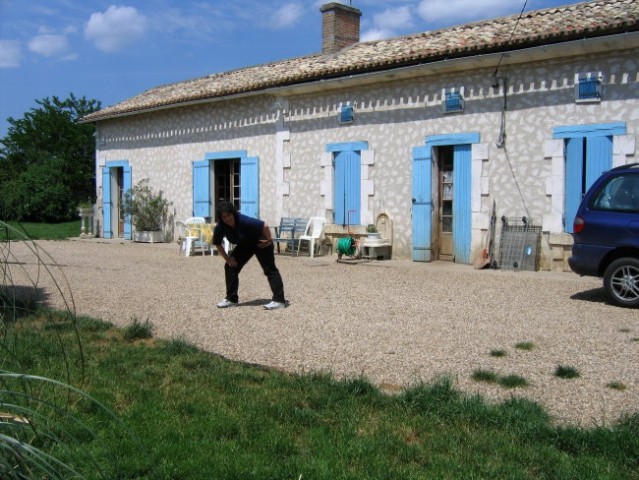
[
  {"xmin": 272, "ymin": 3, "xmax": 304, "ymax": 29},
  {"xmin": 372, "ymin": 6, "xmax": 414, "ymax": 31},
  {"xmin": 84, "ymin": 6, "xmax": 147, "ymax": 53},
  {"xmin": 361, "ymin": 28, "xmax": 395, "ymax": 42},
  {"xmin": 0, "ymin": 40, "xmax": 22, "ymax": 68},
  {"xmin": 28, "ymin": 33, "xmax": 70, "ymax": 57},
  {"xmin": 361, "ymin": 5, "xmax": 414, "ymax": 41},
  {"xmin": 417, "ymin": 0, "xmax": 514, "ymax": 24}
]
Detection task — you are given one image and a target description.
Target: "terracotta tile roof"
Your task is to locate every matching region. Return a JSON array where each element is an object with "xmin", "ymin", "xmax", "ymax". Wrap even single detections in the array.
[{"xmin": 82, "ymin": 0, "xmax": 638, "ymax": 123}]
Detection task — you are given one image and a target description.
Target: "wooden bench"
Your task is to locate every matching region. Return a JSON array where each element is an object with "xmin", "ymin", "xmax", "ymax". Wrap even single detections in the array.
[{"xmin": 272, "ymin": 217, "xmax": 308, "ymax": 255}]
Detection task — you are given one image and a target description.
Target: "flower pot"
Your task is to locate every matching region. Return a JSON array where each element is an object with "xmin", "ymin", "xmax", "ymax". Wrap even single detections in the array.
[{"xmin": 133, "ymin": 231, "xmax": 164, "ymax": 243}]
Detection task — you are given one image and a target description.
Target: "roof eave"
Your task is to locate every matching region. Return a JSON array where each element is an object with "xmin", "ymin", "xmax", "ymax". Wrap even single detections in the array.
[{"xmin": 80, "ymin": 29, "xmax": 639, "ymax": 125}]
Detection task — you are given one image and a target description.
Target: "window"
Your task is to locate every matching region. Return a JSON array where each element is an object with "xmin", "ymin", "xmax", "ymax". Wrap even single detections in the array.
[
  {"xmin": 591, "ymin": 174, "xmax": 639, "ymax": 213},
  {"xmin": 442, "ymin": 88, "xmax": 464, "ymax": 113},
  {"xmin": 339, "ymin": 104, "xmax": 354, "ymax": 124},
  {"xmin": 575, "ymin": 73, "xmax": 602, "ymax": 103}
]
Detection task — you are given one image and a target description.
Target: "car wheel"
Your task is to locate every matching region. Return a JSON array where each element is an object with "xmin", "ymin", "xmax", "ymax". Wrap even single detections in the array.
[{"xmin": 603, "ymin": 257, "xmax": 639, "ymax": 308}]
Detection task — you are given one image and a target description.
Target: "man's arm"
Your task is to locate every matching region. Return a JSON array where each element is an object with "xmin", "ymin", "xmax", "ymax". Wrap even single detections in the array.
[
  {"xmin": 216, "ymin": 244, "xmax": 237, "ymax": 267},
  {"xmin": 258, "ymin": 223, "xmax": 273, "ymax": 249}
]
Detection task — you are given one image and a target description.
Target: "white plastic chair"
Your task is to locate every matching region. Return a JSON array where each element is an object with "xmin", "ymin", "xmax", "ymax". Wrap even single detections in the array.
[
  {"xmin": 176, "ymin": 221, "xmax": 197, "ymax": 256},
  {"xmin": 296, "ymin": 217, "xmax": 326, "ymax": 257},
  {"xmin": 178, "ymin": 217, "xmax": 210, "ymax": 256}
]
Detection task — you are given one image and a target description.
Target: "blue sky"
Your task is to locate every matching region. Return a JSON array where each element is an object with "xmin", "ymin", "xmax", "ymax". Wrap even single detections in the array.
[{"xmin": 0, "ymin": 0, "xmax": 580, "ymax": 138}]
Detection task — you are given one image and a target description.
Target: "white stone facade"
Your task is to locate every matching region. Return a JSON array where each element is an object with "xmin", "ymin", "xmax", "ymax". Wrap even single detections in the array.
[{"xmin": 94, "ymin": 47, "xmax": 638, "ymax": 269}]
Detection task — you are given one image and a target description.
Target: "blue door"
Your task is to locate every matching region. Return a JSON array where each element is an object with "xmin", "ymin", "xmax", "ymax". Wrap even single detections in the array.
[
  {"xmin": 192, "ymin": 152, "xmax": 259, "ymax": 219},
  {"xmin": 334, "ymin": 150, "xmax": 361, "ymax": 226},
  {"xmin": 240, "ymin": 156, "xmax": 259, "ymax": 218},
  {"xmin": 554, "ymin": 122, "xmax": 625, "ymax": 233},
  {"xmin": 564, "ymin": 136, "xmax": 612, "ymax": 233},
  {"xmin": 453, "ymin": 145, "xmax": 472, "ymax": 263},
  {"xmin": 411, "ymin": 146, "xmax": 432, "ymax": 261},
  {"xmin": 412, "ymin": 133, "xmax": 479, "ymax": 263},
  {"xmin": 192, "ymin": 160, "xmax": 210, "ymax": 218},
  {"xmin": 101, "ymin": 161, "xmax": 131, "ymax": 239}
]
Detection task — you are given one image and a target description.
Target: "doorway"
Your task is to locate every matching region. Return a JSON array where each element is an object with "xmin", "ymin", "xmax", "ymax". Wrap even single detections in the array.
[
  {"xmin": 212, "ymin": 159, "xmax": 240, "ymax": 222},
  {"xmin": 101, "ymin": 161, "xmax": 131, "ymax": 239},
  {"xmin": 411, "ymin": 133, "xmax": 476, "ymax": 263},
  {"xmin": 114, "ymin": 168, "xmax": 124, "ymax": 237},
  {"xmin": 437, "ymin": 146, "xmax": 454, "ymax": 261}
]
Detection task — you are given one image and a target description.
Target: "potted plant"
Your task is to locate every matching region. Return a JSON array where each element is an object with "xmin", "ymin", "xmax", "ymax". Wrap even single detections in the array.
[
  {"xmin": 121, "ymin": 179, "xmax": 172, "ymax": 243},
  {"xmin": 77, "ymin": 200, "xmax": 94, "ymax": 216},
  {"xmin": 366, "ymin": 224, "xmax": 381, "ymax": 239},
  {"xmin": 77, "ymin": 200, "xmax": 95, "ymax": 238}
]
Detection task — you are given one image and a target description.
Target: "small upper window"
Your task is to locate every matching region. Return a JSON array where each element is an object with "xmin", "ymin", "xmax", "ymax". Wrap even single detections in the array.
[
  {"xmin": 575, "ymin": 72, "xmax": 603, "ymax": 103},
  {"xmin": 442, "ymin": 88, "xmax": 464, "ymax": 113},
  {"xmin": 339, "ymin": 104, "xmax": 354, "ymax": 124}
]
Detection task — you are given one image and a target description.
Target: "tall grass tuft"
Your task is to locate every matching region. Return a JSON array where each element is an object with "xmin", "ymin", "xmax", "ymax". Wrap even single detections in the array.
[
  {"xmin": 555, "ymin": 365, "xmax": 580, "ymax": 379},
  {"xmin": 1, "ymin": 222, "xmax": 131, "ymax": 478},
  {"xmin": 514, "ymin": 341, "xmax": 535, "ymax": 351},
  {"xmin": 123, "ymin": 317, "xmax": 153, "ymax": 341}
]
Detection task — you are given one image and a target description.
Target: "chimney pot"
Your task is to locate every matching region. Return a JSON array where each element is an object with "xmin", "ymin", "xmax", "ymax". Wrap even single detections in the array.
[{"xmin": 320, "ymin": 2, "xmax": 361, "ymax": 54}]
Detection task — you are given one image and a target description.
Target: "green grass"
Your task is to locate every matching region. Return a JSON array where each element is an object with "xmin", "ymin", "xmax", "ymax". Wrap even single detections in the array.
[
  {"xmin": 607, "ymin": 382, "xmax": 627, "ymax": 391},
  {"xmin": 4, "ymin": 312, "xmax": 639, "ymax": 480},
  {"xmin": 514, "ymin": 341, "xmax": 535, "ymax": 351},
  {"xmin": 498, "ymin": 374, "xmax": 530, "ymax": 388},
  {"xmin": 471, "ymin": 370, "xmax": 530, "ymax": 389},
  {"xmin": 471, "ymin": 369, "xmax": 499, "ymax": 383},
  {"xmin": 122, "ymin": 317, "xmax": 154, "ymax": 341},
  {"xmin": 0, "ymin": 220, "xmax": 81, "ymax": 240},
  {"xmin": 555, "ymin": 365, "xmax": 581, "ymax": 379},
  {"xmin": 489, "ymin": 349, "xmax": 508, "ymax": 357}
]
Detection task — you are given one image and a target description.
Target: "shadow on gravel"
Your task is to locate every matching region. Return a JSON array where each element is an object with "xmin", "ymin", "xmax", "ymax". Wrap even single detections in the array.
[
  {"xmin": 237, "ymin": 298, "xmax": 271, "ymax": 307},
  {"xmin": 570, "ymin": 287, "xmax": 610, "ymax": 305}
]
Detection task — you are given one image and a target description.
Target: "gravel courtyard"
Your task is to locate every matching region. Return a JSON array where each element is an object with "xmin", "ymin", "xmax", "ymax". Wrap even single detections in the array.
[{"xmin": 5, "ymin": 238, "xmax": 639, "ymax": 427}]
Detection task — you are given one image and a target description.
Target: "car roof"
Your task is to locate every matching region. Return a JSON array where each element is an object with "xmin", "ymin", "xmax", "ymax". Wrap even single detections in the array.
[{"xmin": 610, "ymin": 163, "xmax": 639, "ymax": 172}]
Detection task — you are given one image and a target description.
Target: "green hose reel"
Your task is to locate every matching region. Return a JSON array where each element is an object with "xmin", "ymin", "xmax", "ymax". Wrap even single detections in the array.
[{"xmin": 337, "ymin": 237, "xmax": 356, "ymax": 256}]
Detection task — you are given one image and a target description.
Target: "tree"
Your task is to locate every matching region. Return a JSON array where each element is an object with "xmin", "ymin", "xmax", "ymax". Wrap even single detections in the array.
[{"xmin": 0, "ymin": 94, "xmax": 101, "ymax": 222}]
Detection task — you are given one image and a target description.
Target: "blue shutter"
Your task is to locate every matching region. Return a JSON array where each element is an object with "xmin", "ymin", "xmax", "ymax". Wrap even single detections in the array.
[
  {"xmin": 101, "ymin": 167, "xmax": 112, "ymax": 239},
  {"xmin": 453, "ymin": 144, "xmax": 471, "ymax": 264},
  {"xmin": 578, "ymin": 78, "xmax": 600, "ymax": 100},
  {"xmin": 339, "ymin": 105, "xmax": 354, "ymax": 124},
  {"xmin": 564, "ymin": 137, "xmax": 584, "ymax": 233},
  {"xmin": 192, "ymin": 160, "xmax": 210, "ymax": 218},
  {"xmin": 122, "ymin": 165, "xmax": 132, "ymax": 240},
  {"xmin": 240, "ymin": 156, "xmax": 259, "ymax": 218},
  {"xmin": 585, "ymin": 135, "xmax": 612, "ymax": 190},
  {"xmin": 412, "ymin": 146, "xmax": 432, "ymax": 262},
  {"xmin": 444, "ymin": 92, "xmax": 463, "ymax": 112},
  {"xmin": 334, "ymin": 150, "xmax": 360, "ymax": 225},
  {"xmin": 334, "ymin": 153, "xmax": 345, "ymax": 225}
]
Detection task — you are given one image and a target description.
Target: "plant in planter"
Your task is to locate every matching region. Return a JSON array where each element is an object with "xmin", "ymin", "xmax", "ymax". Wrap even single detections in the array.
[
  {"xmin": 366, "ymin": 224, "xmax": 381, "ymax": 239},
  {"xmin": 121, "ymin": 179, "xmax": 172, "ymax": 243},
  {"xmin": 77, "ymin": 199, "xmax": 95, "ymax": 237},
  {"xmin": 77, "ymin": 199, "xmax": 94, "ymax": 213}
]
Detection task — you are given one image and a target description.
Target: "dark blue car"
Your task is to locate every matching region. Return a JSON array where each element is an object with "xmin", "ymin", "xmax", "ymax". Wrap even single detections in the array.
[{"xmin": 568, "ymin": 163, "xmax": 639, "ymax": 308}]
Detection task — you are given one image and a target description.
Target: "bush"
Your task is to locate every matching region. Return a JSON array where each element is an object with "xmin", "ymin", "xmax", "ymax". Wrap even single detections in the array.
[{"xmin": 121, "ymin": 179, "xmax": 171, "ymax": 231}]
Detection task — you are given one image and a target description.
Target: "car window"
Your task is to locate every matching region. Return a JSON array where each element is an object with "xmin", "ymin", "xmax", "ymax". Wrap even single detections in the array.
[{"xmin": 591, "ymin": 174, "xmax": 639, "ymax": 213}]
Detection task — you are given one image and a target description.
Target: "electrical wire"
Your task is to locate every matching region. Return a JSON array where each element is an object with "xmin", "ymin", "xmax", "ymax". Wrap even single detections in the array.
[
  {"xmin": 493, "ymin": 0, "xmax": 529, "ymax": 79},
  {"xmin": 492, "ymin": 0, "xmax": 531, "ymax": 218}
]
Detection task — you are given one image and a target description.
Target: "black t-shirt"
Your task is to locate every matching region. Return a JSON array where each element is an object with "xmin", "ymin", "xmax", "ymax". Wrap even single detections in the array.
[{"xmin": 212, "ymin": 213, "xmax": 264, "ymax": 248}]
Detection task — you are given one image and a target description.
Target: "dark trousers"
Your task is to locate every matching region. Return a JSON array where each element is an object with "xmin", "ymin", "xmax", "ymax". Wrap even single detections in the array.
[{"xmin": 224, "ymin": 243, "xmax": 285, "ymax": 303}]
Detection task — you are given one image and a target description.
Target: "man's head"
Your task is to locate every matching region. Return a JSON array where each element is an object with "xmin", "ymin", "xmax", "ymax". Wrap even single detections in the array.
[{"xmin": 217, "ymin": 201, "xmax": 237, "ymax": 228}]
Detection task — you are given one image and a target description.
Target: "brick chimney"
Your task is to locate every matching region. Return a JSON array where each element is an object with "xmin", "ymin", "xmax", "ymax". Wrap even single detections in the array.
[{"xmin": 320, "ymin": 2, "xmax": 361, "ymax": 54}]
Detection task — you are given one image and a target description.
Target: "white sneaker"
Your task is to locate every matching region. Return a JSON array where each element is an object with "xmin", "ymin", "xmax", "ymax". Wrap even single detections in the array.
[
  {"xmin": 263, "ymin": 301, "xmax": 287, "ymax": 310},
  {"xmin": 217, "ymin": 298, "xmax": 238, "ymax": 308}
]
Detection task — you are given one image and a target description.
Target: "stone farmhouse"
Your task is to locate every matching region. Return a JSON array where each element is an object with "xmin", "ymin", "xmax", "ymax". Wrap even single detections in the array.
[{"xmin": 81, "ymin": 0, "xmax": 639, "ymax": 270}]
